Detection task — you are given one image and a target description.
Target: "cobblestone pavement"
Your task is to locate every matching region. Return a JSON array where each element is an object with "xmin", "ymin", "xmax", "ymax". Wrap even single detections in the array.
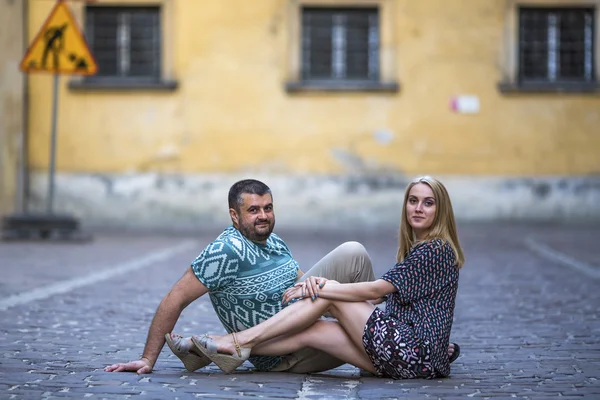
[{"xmin": 0, "ymin": 222, "xmax": 599, "ymax": 399}]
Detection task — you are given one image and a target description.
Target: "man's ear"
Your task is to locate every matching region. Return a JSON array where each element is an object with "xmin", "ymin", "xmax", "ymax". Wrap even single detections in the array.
[{"xmin": 229, "ymin": 208, "xmax": 239, "ymax": 227}]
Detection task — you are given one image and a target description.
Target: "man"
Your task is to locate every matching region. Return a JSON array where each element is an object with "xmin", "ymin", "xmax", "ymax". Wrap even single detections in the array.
[{"xmin": 105, "ymin": 179, "xmax": 376, "ymax": 374}]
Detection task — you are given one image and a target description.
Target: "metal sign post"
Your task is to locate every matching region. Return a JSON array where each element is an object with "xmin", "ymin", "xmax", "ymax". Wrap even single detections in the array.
[
  {"xmin": 1, "ymin": 0, "xmax": 98, "ymax": 241},
  {"xmin": 47, "ymin": 73, "xmax": 60, "ymax": 214}
]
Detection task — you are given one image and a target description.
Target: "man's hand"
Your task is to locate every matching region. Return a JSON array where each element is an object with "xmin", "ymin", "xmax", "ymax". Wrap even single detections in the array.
[
  {"xmin": 104, "ymin": 358, "xmax": 152, "ymax": 374},
  {"xmin": 282, "ymin": 284, "xmax": 304, "ymax": 305},
  {"xmin": 282, "ymin": 277, "xmax": 339, "ymax": 305}
]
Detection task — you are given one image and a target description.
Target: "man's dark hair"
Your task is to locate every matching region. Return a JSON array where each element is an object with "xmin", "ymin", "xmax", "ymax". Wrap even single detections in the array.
[{"xmin": 228, "ymin": 179, "xmax": 272, "ymax": 211}]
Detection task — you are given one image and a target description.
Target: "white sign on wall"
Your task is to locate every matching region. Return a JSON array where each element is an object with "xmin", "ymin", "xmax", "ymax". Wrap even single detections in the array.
[{"xmin": 450, "ymin": 95, "xmax": 480, "ymax": 114}]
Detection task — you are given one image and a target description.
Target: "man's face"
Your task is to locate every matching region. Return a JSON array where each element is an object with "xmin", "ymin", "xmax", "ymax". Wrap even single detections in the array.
[{"xmin": 230, "ymin": 193, "xmax": 275, "ymax": 244}]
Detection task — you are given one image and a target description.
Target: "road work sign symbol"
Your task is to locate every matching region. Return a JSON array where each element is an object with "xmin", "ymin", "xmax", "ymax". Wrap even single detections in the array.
[{"xmin": 20, "ymin": 0, "xmax": 98, "ymax": 75}]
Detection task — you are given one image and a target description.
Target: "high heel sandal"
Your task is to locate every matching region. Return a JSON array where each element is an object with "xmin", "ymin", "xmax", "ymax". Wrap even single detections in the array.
[
  {"xmin": 449, "ymin": 343, "xmax": 461, "ymax": 364},
  {"xmin": 164, "ymin": 333, "xmax": 211, "ymax": 372},
  {"xmin": 191, "ymin": 332, "xmax": 250, "ymax": 374}
]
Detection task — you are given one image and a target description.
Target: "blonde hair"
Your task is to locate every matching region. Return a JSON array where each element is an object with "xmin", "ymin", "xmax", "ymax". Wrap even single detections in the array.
[{"xmin": 396, "ymin": 176, "xmax": 465, "ymax": 268}]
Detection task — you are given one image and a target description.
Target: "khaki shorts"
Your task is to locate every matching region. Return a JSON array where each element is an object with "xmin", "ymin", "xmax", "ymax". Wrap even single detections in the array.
[{"xmin": 269, "ymin": 241, "xmax": 375, "ymax": 373}]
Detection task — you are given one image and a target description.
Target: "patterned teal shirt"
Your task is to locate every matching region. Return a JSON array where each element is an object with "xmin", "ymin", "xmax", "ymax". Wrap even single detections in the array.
[{"xmin": 191, "ymin": 226, "xmax": 299, "ymax": 371}]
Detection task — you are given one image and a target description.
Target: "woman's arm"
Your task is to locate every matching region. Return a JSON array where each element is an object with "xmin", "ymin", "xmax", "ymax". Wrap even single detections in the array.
[{"xmin": 315, "ymin": 279, "xmax": 396, "ymax": 302}]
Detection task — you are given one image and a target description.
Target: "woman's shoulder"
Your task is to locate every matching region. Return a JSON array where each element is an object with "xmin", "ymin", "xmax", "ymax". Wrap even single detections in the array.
[
  {"xmin": 414, "ymin": 238, "xmax": 452, "ymax": 252},
  {"xmin": 408, "ymin": 239, "xmax": 454, "ymax": 264}
]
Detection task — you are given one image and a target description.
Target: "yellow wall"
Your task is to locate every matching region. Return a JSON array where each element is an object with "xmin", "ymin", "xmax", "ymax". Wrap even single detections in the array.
[
  {"xmin": 1, "ymin": 0, "xmax": 25, "ymax": 215},
  {"xmin": 26, "ymin": 0, "xmax": 600, "ymax": 176}
]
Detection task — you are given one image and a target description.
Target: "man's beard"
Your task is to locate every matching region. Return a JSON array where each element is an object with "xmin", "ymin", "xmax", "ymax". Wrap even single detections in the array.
[{"xmin": 238, "ymin": 219, "xmax": 274, "ymax": 243}]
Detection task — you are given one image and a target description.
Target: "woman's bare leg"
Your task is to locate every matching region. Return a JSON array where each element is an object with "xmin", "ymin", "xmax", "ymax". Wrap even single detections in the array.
[
  {"xmin": 203, "ymin": 297, "xmax": 376, "ymax": 363},
  {"xmin": 238, "ymin": 297, "xmax": 338, "ymax": 347},
  {"xmin": 250, "ymin": 319, "xmax": 377, "ymax": 373},
  {"xmin": 186, "ymin": 293, "xmax": 457, "ymax": 369}
]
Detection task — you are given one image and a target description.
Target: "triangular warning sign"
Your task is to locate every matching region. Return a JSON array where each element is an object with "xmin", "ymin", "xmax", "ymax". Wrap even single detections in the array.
[{"xmin": 20, "ymin": 0, "xmax": 98, "ymax": 75}]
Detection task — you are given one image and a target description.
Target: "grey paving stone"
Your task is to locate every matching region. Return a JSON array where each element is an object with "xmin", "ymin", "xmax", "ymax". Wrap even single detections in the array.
[{"xmin": 1, "ymin": 224, "xmax": 600, "ymax": 398}]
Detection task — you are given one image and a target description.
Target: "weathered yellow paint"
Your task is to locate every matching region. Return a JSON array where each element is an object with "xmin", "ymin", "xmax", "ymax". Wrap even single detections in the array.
[
  {"xmin": 26, "ymin": 0, "xmax": 600, "ymax": 176},
  {"xmin": 0, "ymin": 0, "xmax": 25, "ymax": 215}
]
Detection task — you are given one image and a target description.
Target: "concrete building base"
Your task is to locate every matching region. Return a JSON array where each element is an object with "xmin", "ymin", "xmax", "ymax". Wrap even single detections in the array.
[{"xmin": 27, "ymin": 172, "xmax": 600, "ymax": 231}]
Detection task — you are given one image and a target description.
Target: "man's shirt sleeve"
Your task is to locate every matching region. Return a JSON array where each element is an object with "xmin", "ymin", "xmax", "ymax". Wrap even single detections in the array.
[{"xmin": 191, "ymin": 240, "xmax": 239, "ymax": 292}]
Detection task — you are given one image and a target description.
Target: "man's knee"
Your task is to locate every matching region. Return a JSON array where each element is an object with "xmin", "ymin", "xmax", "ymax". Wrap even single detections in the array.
[
  {"xmin": 305, "ymin": 241, "xmax": 373, "ymax": 284},
  {"xmin": 335, "ymin": 241, "xmax": 368, "ymax": 259},
  {"xmin": 329, "ymin": 241, "xmax": 374, "ymax": 283}
]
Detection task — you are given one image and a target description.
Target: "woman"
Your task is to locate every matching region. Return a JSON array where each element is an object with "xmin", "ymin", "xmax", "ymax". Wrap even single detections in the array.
[{"xmin": 176, "ymin": 176, "xmax": 465, "ymax": 379}]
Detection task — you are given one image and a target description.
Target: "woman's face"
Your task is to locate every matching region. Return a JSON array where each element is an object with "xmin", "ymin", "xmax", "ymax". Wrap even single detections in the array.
[{"xmin": 406, "ymin": 183, "xmax": 436, "ymax": 239}]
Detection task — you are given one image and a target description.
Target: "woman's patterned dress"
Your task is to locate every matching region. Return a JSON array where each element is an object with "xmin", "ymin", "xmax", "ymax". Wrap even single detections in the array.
[{"xmin": 362, "ymin": 239, "xmax": 459, "ymax": 379}]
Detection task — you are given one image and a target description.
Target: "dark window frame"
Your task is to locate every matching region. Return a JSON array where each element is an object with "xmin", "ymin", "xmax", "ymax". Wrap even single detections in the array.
[
  {"xmin": 518, "ymin": 6, "xmax": 596, "ymax": 84},
  {"xmin": 499, "ymin": 5, "xmax": 600, "ymax": 94},
  {"xmin": 287, "ymin": 5, "xmax": 398, "ymax": 92},
  {"xmin": 301, "ymin": 7, "xmax": 380, "ymax": 82},
  {"xmin": 70, "ymin": 5, "xmax": 176, "ymax": 91}
]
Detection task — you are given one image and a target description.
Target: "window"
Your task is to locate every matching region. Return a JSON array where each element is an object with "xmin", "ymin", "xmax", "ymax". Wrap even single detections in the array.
[
  {"xmin": 301, "ymin": 7, "xmax": 379, "ymax": 82},
  {"xmin": 85, "ymin": 6, "xmax": 161, "ymax": 80},
  {"xmin": 498, "ymin": 1, "xmax": 600, "ymax": 93},
  {"xmin": 519, "ymin": 7, "xmax": 595, "ymax": 84},
  {"xmin": 285, "ymin": 0, "xmax": 397, "ymax": 93}
]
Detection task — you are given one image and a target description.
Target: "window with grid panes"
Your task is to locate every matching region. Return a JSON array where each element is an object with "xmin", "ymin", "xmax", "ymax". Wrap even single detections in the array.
[
  {"xmin": 85, "ymin": 6, "xmax": 161, "ymax": 80},
  {"xmin": 519, "ymin": 7, "xmax": 595, "ymax": 84},
  {"xmin": 301, "ymin": 7, "xmax": 379, "ymax": 81}
]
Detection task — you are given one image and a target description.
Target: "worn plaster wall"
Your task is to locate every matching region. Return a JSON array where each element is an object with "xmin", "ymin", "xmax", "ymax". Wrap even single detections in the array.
[
  {"xmin": 27, "ymin": 172, "xmax": 600, "ymax": 231},
  {"xmin": 25, "ymin": 0, "xmax": 600, "ymax": 176},
  {"xmin": 0, "ymin": 0, "xmax": 25, "ymax": 215},
  {"xmin": 23, "ymin": 0, "xmax": 600, "ymax": 227}
]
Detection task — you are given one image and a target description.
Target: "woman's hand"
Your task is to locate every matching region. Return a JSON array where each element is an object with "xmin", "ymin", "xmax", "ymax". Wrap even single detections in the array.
[
  {"xmin": 282, "ymin": 277, "xmax": 336, "ymax": 305},
  {"xmin": 303, "ymin": 276, "xmax": 329, "ymax": 300}
]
